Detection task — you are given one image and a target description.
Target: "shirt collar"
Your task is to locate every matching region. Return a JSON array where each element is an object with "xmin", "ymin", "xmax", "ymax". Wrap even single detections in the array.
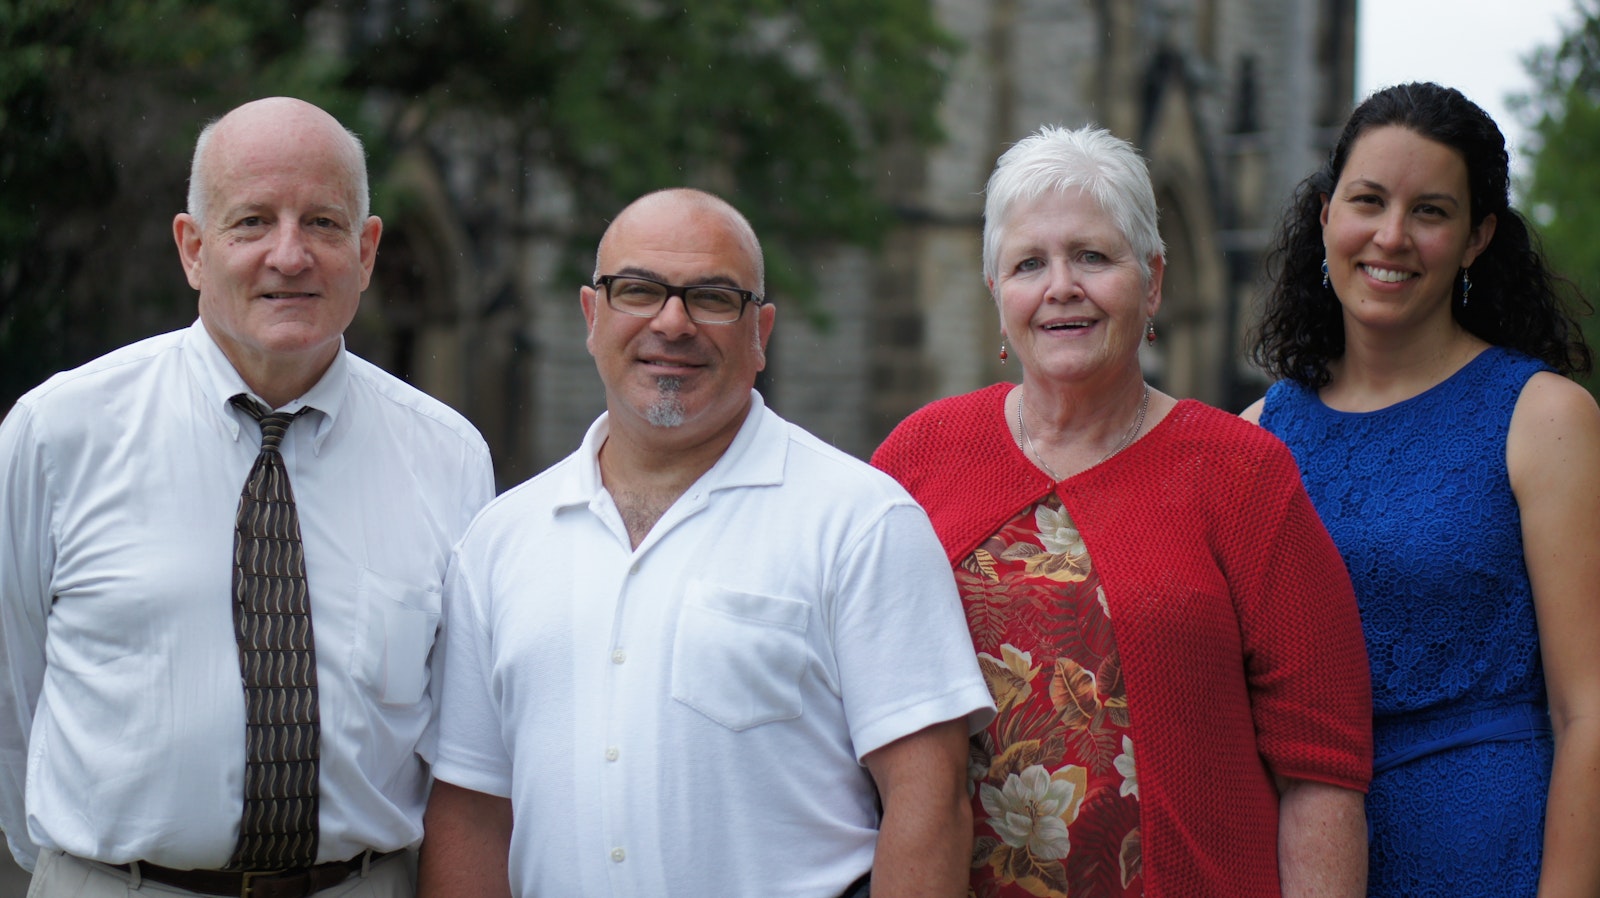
[
  {"xmin": 696, "ymin": 389, "xmax": 787, "ymax": 492},
  {"xmin": 182, "ymin": 319, "xmax": 350, "ymax": 453},
  {"xmin": 553, "ymin": 388, "xmax": 788, "ymax": 512}
]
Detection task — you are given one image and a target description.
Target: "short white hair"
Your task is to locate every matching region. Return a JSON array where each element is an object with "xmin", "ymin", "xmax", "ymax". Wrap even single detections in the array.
[{"xmin": 982, "ymin": 124, "xmax": 1165, "ymax": 288}]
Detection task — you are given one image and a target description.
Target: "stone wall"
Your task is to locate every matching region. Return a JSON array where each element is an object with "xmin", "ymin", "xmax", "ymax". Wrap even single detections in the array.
[{"xmin": 362, "ymin": 0, "xmax": 1357, "ymax": 484}]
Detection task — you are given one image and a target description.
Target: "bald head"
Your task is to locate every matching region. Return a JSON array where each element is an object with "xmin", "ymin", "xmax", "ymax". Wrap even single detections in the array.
[
  {"xmin": 595, "ymin": 188, "xmax": 765, "ymax": 295},
  {"xmin": 187, "ymin": 97, "xmax": 369, "ymax": 228}
]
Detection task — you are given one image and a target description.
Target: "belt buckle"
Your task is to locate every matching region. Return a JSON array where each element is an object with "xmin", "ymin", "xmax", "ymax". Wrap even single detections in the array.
[{"xmin": 239, "ymin": 868, "xmax": 283, "ymax": 898}]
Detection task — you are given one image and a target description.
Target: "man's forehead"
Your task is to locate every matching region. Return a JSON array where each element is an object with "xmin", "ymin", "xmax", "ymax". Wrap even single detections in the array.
[
  {"xmin": 204, "ymin": 147, "xmax": 360, "ymax": 215},
  {"xmin": 600, "ymin": 219, "xmax": 757, "ymax": 281},
  {"xmin": 202, "ymin": 102, "xmax": 362, "ymax": 203}
]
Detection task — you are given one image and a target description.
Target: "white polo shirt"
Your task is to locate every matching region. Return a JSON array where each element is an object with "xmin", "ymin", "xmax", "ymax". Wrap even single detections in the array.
[{"xmin": 429, "ymin": 391, "xmax": 993, "ymax": 898}]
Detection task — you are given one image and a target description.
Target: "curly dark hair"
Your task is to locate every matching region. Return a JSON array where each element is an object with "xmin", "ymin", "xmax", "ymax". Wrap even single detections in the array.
[{"xmin": 1250, "ymin": 81, "xmax": 1592, "ymax": 386}]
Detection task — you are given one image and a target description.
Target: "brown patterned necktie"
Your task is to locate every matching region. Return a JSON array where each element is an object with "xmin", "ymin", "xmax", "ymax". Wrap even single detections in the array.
[{"xmin": 227, "ymin": 394, "xmax": 320, "ymax": 870}]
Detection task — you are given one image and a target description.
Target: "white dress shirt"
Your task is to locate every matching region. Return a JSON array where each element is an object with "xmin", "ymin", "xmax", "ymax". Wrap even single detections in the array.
[
  {"xmin": 0, "ymin": 321, "xmax": 494, "ymax": 872},
  {"xmin": 429, "ymin": 391, "xmax": 995, "ymax": 898}
]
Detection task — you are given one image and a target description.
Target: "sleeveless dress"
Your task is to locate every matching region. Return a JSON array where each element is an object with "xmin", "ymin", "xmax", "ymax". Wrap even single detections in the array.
[{"xmin": 1261, "ymin": 347, "xmax": 1553, "ymax": 897}]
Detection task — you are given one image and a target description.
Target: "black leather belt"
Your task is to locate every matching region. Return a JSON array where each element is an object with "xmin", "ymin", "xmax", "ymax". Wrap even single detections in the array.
[{"xmin": 111, "ymin": 850, "xmax": 395, "ymax": 898}]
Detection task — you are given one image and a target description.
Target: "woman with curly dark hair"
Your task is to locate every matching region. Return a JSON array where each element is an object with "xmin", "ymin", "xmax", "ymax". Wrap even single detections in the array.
[{"xmin": 1244, "ymin": 82, "xmax": 1600, "ymax": 897}]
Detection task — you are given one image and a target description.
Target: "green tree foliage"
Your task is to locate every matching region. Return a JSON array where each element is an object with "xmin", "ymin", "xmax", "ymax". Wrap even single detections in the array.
[
  {"xmin": 0, "ymin": 0, "xmax": 955, "ymax": 405},
  {"xmin": 0, "ymin": 0, "xmax": 346, "ymax": 404},
  {"xmin": 1522, "ymin": 0, "xmax": 1600, "ymax": 394},
  {"xmin": 346, "ymin": 0, "xmax": 953, "ymax": 295}
]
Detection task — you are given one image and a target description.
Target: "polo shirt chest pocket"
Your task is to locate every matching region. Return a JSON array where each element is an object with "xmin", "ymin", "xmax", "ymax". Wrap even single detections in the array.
[{"xmin": 671, "ymin": 583, "xmax": 810, "ymax": 731}]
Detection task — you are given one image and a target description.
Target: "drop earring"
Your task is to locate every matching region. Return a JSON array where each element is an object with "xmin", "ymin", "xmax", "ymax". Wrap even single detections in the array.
[
  {"xmin": 1460, "ymin": 269, "xmax": 1472, "ymax": 307},
  {"xmin": 1145, "ymin": 319, "xmax": 1157, "ymax": 345},
  {"xmin": 999, "ymin": 339, "xmax": 1009, "ymax": 364},
  {"xmin": 1321, "ymin": 259, "xmax": 1330, "ymax": 290}
]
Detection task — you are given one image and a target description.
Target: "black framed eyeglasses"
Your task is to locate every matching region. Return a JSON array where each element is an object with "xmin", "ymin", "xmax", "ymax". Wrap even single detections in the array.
[{"xmin": 594, "ymin": 274, "xmax": 764, "ymax": 325}]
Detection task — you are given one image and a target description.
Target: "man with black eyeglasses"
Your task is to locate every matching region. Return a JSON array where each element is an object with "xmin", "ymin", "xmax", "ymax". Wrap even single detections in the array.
[{"xmin": 418, "ymin": 188, "xmax": 995, "ymax": 898}]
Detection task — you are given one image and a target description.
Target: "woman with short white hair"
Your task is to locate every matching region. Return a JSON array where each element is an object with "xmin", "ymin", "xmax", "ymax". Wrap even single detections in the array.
[{"xmin": 875, "ymin": 123, "xmax": 1372, "ymax": 897}]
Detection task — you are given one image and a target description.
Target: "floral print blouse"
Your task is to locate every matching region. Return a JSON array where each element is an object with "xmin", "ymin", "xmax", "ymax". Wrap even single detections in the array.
[{"xmin": 961, "ymin": 495, "xmax": 1141, "ymax": 898}]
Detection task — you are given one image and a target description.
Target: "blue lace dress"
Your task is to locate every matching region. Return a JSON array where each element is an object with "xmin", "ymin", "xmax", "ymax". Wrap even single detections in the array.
[{"xmin": 1261, "ymin": 347, "xmax": 1554, "ymax": 897}]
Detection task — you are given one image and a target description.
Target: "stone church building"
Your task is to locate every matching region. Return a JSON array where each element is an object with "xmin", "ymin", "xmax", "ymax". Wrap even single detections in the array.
[{"xmin": 353, "ymin": 0, "xmax": 1358, "ymax": 486}]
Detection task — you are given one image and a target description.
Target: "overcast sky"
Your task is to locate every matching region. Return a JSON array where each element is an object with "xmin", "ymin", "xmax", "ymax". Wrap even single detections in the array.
[{"xmin": 1356, "ymin": 0, "xmax": 1580, "ymax": 177}]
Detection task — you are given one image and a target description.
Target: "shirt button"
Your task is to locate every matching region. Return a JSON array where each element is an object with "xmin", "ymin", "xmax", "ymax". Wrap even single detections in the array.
[
  {"xmin": 611, "ymin": 649, "xmax": 626, "ymax": 664},
  {"xmin": 610, "ymin": 848, "xmax": 626, "ymax": 863},
  {"xmin": 629, "ymin": 562, "xmax": 640, "ymax": 575},
  {"xmin": 605, "ymin": 746, "xmax": 620, "ymax": 762}
]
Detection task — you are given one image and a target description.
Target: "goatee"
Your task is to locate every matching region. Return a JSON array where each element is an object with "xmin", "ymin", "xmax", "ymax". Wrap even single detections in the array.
[{"xmin": 646, "ymin": 376, "xmax": 686, "ymax": 427}]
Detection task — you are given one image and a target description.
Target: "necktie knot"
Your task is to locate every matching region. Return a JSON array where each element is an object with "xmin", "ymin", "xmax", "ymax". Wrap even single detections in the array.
[{"xmin": 230, "ymin": 395, "xmax": 310, "ymax": 453}]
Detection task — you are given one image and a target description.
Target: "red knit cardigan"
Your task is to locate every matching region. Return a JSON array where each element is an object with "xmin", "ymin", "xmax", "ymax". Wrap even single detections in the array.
[{"xmin": 873, "ymin": 384, "xmax": 1372, "ymax": 897}]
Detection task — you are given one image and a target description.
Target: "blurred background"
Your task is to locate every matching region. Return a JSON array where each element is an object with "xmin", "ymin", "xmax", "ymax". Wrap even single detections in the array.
[
  {"xmin": 5, "ymin": 0, "xmax": 1599, "ymax": 489},
  {"xmin": 2, "ymin": 0, "xmax": 1599, "ymax": 884}
]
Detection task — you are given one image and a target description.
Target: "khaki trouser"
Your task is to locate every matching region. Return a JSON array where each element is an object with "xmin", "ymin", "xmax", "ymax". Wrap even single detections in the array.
[{"xmin": 26, "ymin": 849, "xmax": 414, "ymax": 898}]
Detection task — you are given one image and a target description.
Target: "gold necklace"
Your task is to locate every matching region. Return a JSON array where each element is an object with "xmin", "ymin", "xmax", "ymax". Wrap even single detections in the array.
[{"xmin": 1017, "ymin": 382, "xmax": 1150, "ymax": 481}]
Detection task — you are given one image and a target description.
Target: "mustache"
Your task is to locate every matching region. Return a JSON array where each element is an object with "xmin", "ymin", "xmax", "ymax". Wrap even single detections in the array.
[{"xmin": 636, "ymin": 338, "xmax": 711, "ymax": 367}]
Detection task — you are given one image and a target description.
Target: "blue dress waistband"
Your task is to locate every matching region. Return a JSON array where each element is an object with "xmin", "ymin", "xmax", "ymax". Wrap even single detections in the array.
[{"xmin": 1373, "ymin": 704, "xmax": 1552, "ymax": 777}]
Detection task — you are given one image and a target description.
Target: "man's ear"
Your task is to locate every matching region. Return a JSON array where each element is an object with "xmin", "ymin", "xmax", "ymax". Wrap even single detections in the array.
[
  {"xmin": 174, "ymin": 213, "xmax": 204, "ymax": 290},
  {"xmin": 356, "ymin": 215, "xmax": 383, "ymax": 291},
  {"xmin": 581, "ymin": 286, "xmax": 600, "ymax": 355},
  {"xmin": 753, "ymin": 302, "xmax": 777, "ymax": 371}
]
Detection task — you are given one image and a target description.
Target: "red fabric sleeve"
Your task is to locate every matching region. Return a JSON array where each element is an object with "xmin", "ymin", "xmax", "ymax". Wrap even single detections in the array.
[{"xmin": 1228, "ymin": 444, "xmax": 1374, "ymax": 789}]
